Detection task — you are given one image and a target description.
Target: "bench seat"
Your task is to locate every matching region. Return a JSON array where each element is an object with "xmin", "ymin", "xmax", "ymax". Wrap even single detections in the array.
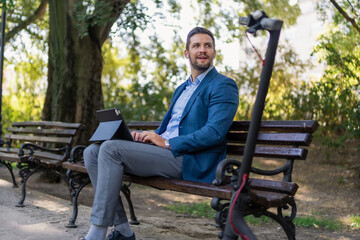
[{"xmin": 62, "ymin": 160, "xmax": 297, "ymax": 209}]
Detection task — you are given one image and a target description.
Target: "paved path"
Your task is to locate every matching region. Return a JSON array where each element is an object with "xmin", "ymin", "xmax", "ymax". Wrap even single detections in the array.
[
  {"xmin": 0, "ymin": 178, "xmax": 216, "ymax": 240},
  {"xmin": 0, "ymin": 178, "xmax": 93, "ymax": 239}
]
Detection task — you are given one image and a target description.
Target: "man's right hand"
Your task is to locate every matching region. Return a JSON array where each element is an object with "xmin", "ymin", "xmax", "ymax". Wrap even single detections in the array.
[{"xmin": 131, "ymin": 131, "xmax": 142, "ymax": 141}]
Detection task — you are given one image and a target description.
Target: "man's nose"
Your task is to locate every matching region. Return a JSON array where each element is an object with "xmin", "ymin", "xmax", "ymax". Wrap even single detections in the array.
[{"xmin": 199, "ymin": 45, "xmax": 206, "ymax": 52}]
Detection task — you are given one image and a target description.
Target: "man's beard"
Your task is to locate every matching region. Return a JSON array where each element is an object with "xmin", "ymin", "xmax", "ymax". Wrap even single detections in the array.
[{"xmin": 190, "ymin": 56, "xmax": 212, "ymax": 72}]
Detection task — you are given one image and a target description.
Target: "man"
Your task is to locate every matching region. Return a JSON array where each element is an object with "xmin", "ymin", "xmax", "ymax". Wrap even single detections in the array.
[{"xmin": 82, "ymin": 27, "xmax": 239, "ymax": 240}]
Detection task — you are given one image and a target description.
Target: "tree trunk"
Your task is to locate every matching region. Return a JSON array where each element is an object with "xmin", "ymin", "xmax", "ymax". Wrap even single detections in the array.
[{"xmin": 44, "ymin": 0, "xmax": 129, "ymax": 144}]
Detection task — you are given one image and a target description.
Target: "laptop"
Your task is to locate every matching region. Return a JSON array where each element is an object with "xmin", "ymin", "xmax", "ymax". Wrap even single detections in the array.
[{"xmin": 89, "ymin": 108, "xmax": 133, "ymax": 142}]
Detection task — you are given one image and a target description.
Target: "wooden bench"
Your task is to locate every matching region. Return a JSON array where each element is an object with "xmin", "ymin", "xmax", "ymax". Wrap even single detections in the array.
[
  {"xmin": 62, "ymin": 120, "xmax": 318, "ymax": 239},
  {"xmin": 0, "ymin": 121, "xmax": 85, "ymax": 207}
]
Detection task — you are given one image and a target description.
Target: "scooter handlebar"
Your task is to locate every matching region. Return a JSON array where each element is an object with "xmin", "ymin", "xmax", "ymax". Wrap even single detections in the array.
[
  {"xmin": 260, "ymin": 17, "xmax": 283, "ymax": 31},
  {"xmin": 239, "ymin": 10, "xmax": 283, "ymax": 32}
]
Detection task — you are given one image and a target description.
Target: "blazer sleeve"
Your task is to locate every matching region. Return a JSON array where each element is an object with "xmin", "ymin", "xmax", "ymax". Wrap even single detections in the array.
[{"xmin": 169, "ymin": 77, "xmax": 239, "ymax": 156}]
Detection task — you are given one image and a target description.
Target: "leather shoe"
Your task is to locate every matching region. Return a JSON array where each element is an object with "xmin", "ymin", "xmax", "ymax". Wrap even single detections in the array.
[{"xmin": 106, "ymin": 229, "xmax": 135, "ymax": 240}]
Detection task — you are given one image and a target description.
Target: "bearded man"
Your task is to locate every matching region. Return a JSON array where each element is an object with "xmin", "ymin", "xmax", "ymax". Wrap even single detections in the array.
[{"xmin": 81, "ymin": 27, "xmax": 239, "ymax": 240}]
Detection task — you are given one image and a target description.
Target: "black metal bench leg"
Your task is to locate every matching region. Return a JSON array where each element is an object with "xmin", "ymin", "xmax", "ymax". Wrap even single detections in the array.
[
  {"xmin": 0, "ymin": 160, "xmax": 18, "ymax": 187},
  {"xmin": 16, "ymin": 166, "xmax": 69, "ymax": 207},
  {"xmin": 65, "ymin": 170, "xmax": 91, "ymax": 228},
  {"xmin": 66, "ymin": 181, "xmax": 89, "ymax": 228},
  {"xmin": 15, "ymin": 164, "xmax": 42, "ymax": 207},
  {"xmin": 121, "ymin": 183, "xmax": 139, "ymax": 225}
]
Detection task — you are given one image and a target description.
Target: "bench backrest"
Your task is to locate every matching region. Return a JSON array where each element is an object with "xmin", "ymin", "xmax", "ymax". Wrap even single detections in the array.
[
  {"xmin": 5, "ymin": 121, "xmax": 84, "ymax": 145},
  {"xmin": 128, "ymin": 120, "xmax": 319, "ymax": 181},
  {"xmin": 3, "ymin": 121, "xmax": 85, "ymax": 161}
]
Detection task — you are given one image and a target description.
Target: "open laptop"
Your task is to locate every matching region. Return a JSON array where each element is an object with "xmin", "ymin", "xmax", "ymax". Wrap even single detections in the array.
[{"xmin": 89, "ymin": 108, "xmax": 133, "ymax": 142}]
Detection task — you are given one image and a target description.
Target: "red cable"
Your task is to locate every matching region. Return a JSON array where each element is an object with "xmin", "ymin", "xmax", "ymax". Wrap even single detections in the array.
[
  {"xmin": 245, "ymin": 32, "xmax": 266, "ymax": 67},
  {"xmin": 229, "ymin": 173, "xmax": 249, "ymax": 240}
]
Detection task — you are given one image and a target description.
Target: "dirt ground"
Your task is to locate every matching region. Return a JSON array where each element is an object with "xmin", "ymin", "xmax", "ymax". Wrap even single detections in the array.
[{"xmin": 1, "ymin": 141, "xmax": 360, "ymax": 239}]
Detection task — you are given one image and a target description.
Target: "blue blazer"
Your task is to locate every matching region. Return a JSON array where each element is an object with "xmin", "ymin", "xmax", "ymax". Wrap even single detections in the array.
[{"xmin": 155, "ymin": 68, "xmax": 239, "ymax": 183}]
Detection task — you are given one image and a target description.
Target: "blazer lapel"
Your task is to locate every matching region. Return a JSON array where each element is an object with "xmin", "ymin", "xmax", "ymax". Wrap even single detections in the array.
[
  {"xmin": 160, "ymin": 81, "xmax": 187, "ymax": 131},
  {"xmin": 181, "ymin": 68, "xmax": 218, "ymax": 120}
]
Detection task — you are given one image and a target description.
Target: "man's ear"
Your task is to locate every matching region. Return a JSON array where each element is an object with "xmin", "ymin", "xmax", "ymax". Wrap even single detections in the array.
[{"xmin": 184, "ymin": 50, "xmax": 189, "ymax": 59}]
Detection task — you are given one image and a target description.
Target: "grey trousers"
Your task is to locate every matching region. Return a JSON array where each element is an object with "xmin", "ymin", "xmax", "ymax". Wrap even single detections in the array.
[{"xmin": 83, "ymin": 139, "xmax": 183, "ymax": 227}]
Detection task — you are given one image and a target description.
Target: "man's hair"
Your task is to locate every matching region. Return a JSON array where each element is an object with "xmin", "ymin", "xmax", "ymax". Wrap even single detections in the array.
[{"xmin": 186, "ymin": 27, "xmax": 215, "ymax": 50}]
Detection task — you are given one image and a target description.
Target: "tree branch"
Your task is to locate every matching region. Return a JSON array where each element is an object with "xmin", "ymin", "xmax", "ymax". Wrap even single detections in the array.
[
  {"xmin": 329, "ymin": 0, "xmax": 360, "ymax": 34},
  {"xmin": 95, "ymin": 0, "xmax": 131, "ymax": 46},
  {"xmin": 6, "ymin": 0, "xmax": 48, "ymax": 43}
]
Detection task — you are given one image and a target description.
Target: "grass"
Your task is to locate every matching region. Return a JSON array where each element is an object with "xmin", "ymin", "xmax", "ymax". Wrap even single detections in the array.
[
  {"xmin": 294, "ymin": 216, "xmax": 342, "ymax": 230},
  {"xmin": 165, "ymin": 201, "xmax": 344, "ymax": 230},
  {"xmin": 349, "ymin": 214, "xmax": 360, "ymax": 229},
  {"xmin": 165, "ymin": 202, "xmax": 215, "ymax": 218}
]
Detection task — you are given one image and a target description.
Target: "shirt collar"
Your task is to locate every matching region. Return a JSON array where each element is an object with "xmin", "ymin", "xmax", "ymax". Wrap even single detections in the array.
[{"xmin": 186, "ymin": 66, "xmax": 214, "ymax": 86}]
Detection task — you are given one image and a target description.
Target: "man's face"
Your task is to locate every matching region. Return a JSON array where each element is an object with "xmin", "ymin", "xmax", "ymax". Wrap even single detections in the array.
[{"xmin": 185, "ymin": 33, "xmax": 216, "ymax": 73}]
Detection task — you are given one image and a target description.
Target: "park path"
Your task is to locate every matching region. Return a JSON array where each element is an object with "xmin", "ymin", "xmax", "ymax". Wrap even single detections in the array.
[{"xmin": 0, "ymin": 176, "xmax": 216, "ymax": 240}]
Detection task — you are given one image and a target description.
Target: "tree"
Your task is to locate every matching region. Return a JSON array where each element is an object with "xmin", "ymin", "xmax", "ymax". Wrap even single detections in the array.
[{"xmin": 43, "ymin": 0, "xmax": 133, "ymax": 143}]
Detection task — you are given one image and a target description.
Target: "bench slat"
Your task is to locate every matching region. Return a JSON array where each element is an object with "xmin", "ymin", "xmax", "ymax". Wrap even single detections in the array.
[
  {"xmin": 128, "ymin": 120, "xmax": 319, "ymax": 133},
  {"xmin": 0, "ymin": 150, "xmax": 65, "ymax": 162},
  {"xmin": 123, "ymin": 175, "xmax": 233, "ymax": 199},
  {"xmin": 12, "ymin": 121, "xmax": 84, "ymax": 129},
  {"xmin": 227, "ymin": 145, "xmax": 308, "ymax": 160},
  {"xmin": 230, "ymin": 120, "xmax": 319, "ymax": 133},
  {"xmin": 0, "ymin": 152, "xmax": 22, "ymax": 162},
  {"xmin": 250, "ymin": 190, "xmax": 291, "ymax": 208},
  {"xmin": 249, "ymin": 178, "xmax": 298, "ymax": 195},
  {"xmin": 0, "ymin": 147, "xmax": 19, "ymax": 154},
  {"xmin": 30, "ymin": 158, "xmax": 64, "ymax": 168},
  {"xmin": 4, "ymin": 134, "xmax": 72, "ymax": 144},
  {"xmin": 128, "ymin": 121, "xmax": 161, "ymax": 130},
  {"xmin": 227, "ymin": 132, "xmax": 312, "ymax": 146},
  {"xmin": 62, "ymin": 162, "xmax": 88, "ymax": 173},
  {"xmin": 7, "ymin": 127, "xmax": 77, "ymax": 136}
]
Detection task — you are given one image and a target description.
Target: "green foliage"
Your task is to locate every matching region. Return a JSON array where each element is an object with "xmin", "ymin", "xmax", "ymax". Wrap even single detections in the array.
[
  {"xmin": 73, "ymin": 0, "xmax": 114, "ymax": 38},
  {"xmin": 349, "ymin": 214, "xmax": 360, "ymax": 229},
  {"xmin": 74, "ymin": 0, "xmax": 151, "ymax": 39},
  {"xmin": 114, "ymin": 1, "xmax": 151, "ymax": 37},
  {"xmin": 192, "ymin": 0, "xmax": 301, "ymax": 41},
  {"xmin": 0, "ymin": 0, "xmax": 14, "ymax": 8},
  {"xmin": 2, "ymin": 53, "xmax": 45, "ymax": 132},
  {"xmin": 102, "ymin": 28, "xmax": 187, "ymax": 121},
  {"xmin": 5, "ymin": 0, "xmax": 48, "ymax": 46},
  {"xmin": 227, "ymin": 41, "xmax": 311, "ymax": 121},
  {"xmin": 287, "ymin": 1, "xmax": 360, "ymax": 146}
]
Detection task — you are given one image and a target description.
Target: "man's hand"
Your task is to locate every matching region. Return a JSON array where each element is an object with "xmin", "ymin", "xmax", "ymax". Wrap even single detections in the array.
[{"xmin": 131, "ymin": 131, "xmax": 167, "ymax": 148}]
